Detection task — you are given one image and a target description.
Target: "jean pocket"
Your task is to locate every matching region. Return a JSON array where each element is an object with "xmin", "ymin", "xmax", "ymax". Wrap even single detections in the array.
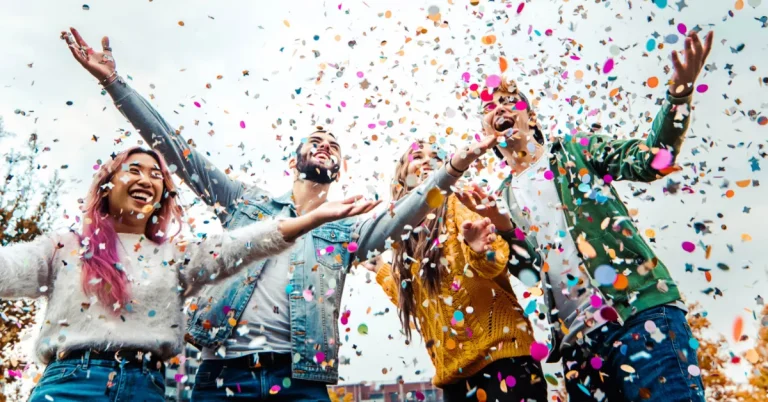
[
  {"xmin": 194, "ymin": 365, "xmax": 225, "ymax": 388},
  {"xmin": 37, "ymin": 363, "xmax": 80, "ymax": 387},
  {"xmin": 147, "ymin": 370, "xmax": 166, "ymax": 394}
]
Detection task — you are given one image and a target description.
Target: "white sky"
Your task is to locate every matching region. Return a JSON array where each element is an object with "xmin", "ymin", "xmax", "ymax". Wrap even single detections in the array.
[{"xmin": 1, "ymin": 0, "xmax": 767, "ymax": 393}]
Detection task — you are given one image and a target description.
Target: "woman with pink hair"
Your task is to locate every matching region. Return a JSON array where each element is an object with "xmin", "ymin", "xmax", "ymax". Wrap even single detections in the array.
[{"xmin": 0, "ymin": 147, "xmax": 378, "ymax": 401}]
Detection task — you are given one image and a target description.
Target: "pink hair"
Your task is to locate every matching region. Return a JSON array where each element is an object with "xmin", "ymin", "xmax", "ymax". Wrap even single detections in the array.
[{"xmin": 79, "ymin": 147, "xmax": 183, "ymax": 311}]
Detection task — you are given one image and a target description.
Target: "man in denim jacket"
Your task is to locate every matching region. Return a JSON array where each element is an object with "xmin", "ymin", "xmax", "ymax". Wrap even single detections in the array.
[{"xmin": 63, "ymin": 28, "xmax": 497, "ymax": 401}]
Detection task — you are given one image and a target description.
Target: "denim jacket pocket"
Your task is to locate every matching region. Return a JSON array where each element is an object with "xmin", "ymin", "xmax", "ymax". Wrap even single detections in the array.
[
  {"xmin": 225, "ymin": 202, "xmax": 274, "ymax": 230},
  {"xmin": 312, "ymin": 227, "xmax": 350, "ymax": 270}
]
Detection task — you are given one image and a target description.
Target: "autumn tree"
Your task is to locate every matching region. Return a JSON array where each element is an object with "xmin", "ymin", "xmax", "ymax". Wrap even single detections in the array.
[{"xmin": 0, "ymin": 117, "xmax": 63, "ymax": 401}]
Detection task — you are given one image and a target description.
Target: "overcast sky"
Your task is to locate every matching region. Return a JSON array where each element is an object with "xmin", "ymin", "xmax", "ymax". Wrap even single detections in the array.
[{"xmin": 1, "ymin": 0, "xmax": 767, "ymax": 392}]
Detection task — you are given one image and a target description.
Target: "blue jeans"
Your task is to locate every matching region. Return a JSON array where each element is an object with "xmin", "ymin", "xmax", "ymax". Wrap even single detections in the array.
[
  {"xmin": 563, "ymin": 306, "xmax": 705, "ymax": 402},
  {"xmin": 191, "ymin": 354, "xmax": 330, "ymax": 401},
  {"xmin": 28, "ymin": 352, "xmax": 165, "ymax": 402}
]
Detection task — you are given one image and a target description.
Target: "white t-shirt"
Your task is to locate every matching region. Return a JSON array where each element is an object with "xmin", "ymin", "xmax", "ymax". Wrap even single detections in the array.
[{"xmin": 509, "ymin": 155, "xmax": 599, "ymax": 345}]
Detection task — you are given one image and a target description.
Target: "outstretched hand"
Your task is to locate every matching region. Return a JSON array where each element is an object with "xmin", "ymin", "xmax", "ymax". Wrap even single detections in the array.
[
  {"xmin": 448, "ymin": 132, "xmax": 500, "ymax": 175},
  {"xmin": 311, "ymin": 196, "xmax": 381, "ymax": 225},
  {"xmin": 669, "ymin": 30, "xmax": 714, "ymax": 97},
  {"xmin": 461, "ymin": 217, "xmax": 498, "ymax": 254},
  {"xmin": 455, "ymin": 183, "xmax": 514, "ymax": 232},
  {"xmin": 60, "ymin": 27, "xmax": 116, "ymax": 83}
]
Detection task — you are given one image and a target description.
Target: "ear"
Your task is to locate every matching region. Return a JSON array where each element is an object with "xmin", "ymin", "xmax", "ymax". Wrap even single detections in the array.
[{"xmin": 288, "ymin": 158, "xmax": 297, "ymax": 170}]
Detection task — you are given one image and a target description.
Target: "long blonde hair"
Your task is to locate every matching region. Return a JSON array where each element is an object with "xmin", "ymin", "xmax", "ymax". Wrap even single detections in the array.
[{"xmin": 390, "ymin": 140, "xmax": 448, "ymax": 341}]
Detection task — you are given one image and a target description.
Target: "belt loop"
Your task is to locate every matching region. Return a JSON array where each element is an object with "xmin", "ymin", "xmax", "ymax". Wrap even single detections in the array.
[
  {"xmin": 142, "ymin": 353, "xmax": 149, "ymax": 374},
  {"xmin": 82, "ymin": 350, "xmax": 91, "ymax": 369}
]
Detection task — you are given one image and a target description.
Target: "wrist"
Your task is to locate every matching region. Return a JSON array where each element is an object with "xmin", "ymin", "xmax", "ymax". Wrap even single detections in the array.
[
  {"xmin": 490, "ymin": 215, "xmax": 514, "ymax": 232},
  {"xmin": 100, "ymin": 71, "xmax": 118, "ymax": 86}
]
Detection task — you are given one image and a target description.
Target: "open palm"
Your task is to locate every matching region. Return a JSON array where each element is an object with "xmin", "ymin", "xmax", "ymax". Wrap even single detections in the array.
[
  {"xmin": 461, "ymin": 218, "xmax": 497, "ymax": 254},
  {"xmin": 669, "ymin": 31, "xmax": 714, "ymax": 97},
  {"xmin": 61, "ymin": 27, "xmax": 116, "ymax": 83}
]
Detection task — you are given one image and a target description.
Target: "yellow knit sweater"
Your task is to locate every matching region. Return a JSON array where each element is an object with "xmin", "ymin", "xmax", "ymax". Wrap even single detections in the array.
[{"xmin": 375, "ymin": 195, "xmax": 535, "ymax": 387}]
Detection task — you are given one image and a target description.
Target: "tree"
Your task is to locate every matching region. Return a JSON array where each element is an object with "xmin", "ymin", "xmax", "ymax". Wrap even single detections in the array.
[{"xmin": 0, "ymin": 118, "xmax": 63, "ymax": 402}]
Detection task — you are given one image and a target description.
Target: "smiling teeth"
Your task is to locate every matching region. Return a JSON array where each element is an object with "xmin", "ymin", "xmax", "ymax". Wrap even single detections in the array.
[{"xmin": 130, "ymin": 191, "xmax": 152, "ymax": 201}]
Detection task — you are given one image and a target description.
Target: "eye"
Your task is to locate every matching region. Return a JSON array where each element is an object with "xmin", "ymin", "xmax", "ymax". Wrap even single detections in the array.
[{"xmin": 151, "ymin": 171, "xmax": 164, "ymax": 179}]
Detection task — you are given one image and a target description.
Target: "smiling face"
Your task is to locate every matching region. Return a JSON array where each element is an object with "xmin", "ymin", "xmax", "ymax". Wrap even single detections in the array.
[
  {"xmin": 398, "ymin": 142, "xmax": 444, "ymax": 190},
  {"xmin": 482, "ymin": 88, "xmax": 532, "ymax": 137},
  {"xmin": 107, "ymin": 153, "xmax": 165, "ymax": 225},
  {"xmin": 292, "ymin": 131, "xmax": 342, "ymax": 184}
]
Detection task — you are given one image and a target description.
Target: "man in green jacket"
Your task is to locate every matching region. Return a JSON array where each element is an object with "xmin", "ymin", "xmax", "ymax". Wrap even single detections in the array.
[{"xmin": 463, "ymin": 30, "xmax": 714, "ymax": 401}]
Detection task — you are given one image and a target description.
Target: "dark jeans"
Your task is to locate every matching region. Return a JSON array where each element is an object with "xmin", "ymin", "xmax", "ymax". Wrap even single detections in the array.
[
  {"xmin": 191, "ymin": 353, "xmax": 330, "ymax": 401},
  {"xmin": 442, "ymin": 356, "xmax": 547, "ymax": 401},
  {"xmin": 28, "ymin": 351, "xmax": 165, "ymax": 402},
  {"xmin": 563, "ymin": 305, "xmax": 705, "ymax": 402}
]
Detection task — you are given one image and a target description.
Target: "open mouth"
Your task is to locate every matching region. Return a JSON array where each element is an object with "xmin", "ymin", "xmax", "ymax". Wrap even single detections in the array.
[
  {"xmin": 129, "ymin": 189, "xmax": 154, "ymax": 204},
  {"xmin": 494, "ymin": 115, "xmax": 516, "ymax": 132}
]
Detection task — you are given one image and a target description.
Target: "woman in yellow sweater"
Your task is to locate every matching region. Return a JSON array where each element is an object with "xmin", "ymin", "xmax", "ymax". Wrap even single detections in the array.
[{"xmin": 368, "ymin": 141, "xmax": 547, "ymax": 401}]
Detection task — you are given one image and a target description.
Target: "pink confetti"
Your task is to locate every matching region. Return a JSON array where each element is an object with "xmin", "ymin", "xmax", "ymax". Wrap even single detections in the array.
[
  {"xmin": 543, "ymin": 170, "xmax": 554, "ymax": 180},
  {"xmin": 239, "ymin": 121, "xmax": 246, "ymax": 129},
  {"xmin": 677, "ymin": 23, "xmax": 687, "ymax": 35},
  {"xmin": 514, "ymin": 100, "xmax": 527, "ymax": 110},
  {"xmin": 480, "ymin": 89, "xmax": 494, "ymax": 102},
  {"xmin": 93, "ymin": 164, "xmax": 100, "ymax": 170},
  {"xmin": 570, "ymin": 55, "xmax": 581, "ymax": 61},
  {"xmin": 356, "ymin": 71, "xmax": 364, "ymax": 78},
  {"xmin": 696, "ymin": 84, "xmax": 708, "ymax": 93},
  {"xmin": 682, "ymin": 241, "xmax": 696, "ymax": 253},
  {"xmin": 516, "ymin": 2, "xmax": 525, "ymax": 13},
  {"xmin": 505, "ymin": 375, "xmax": 517, "ymax": 387},
  {"xmin": 303, "ymin": 289, "xmax": 314, "ymax": 302},
  {"xmin": 469, "ymin": 83, "xmax": 479, "ymax": 91},
  {"xmin": 325, "ymin": 245, "xmax": 335, "ymax": 253},
  {"xmin": 590, "ymin": 294, "xmax": 603, "ymax": 308},
  {"xmin": 579, "ymin": 137, "xmax": 590, "ymax": 147},
  {"xmin": 603, "ymin": 174, "xmax": 613, "ymax": 184},
  {"xmin": 545, "ymin": 29, "xmax": 553, "ymax": 36},
  {"xmin": 174, "ymin": 374, "xmax": 184, "ymax": 383},
  {"xmin": 340, "ymin": 101, "xmax": 347, "ymax": 107},
  {"xmin": 590, "ymin": 357, "xmax": 603, "ymax": 370},
  {"xmin": 415, "ymin": 391, "xmax": 425, "ymax": 401},
  {"xmin": 650, "ymin": 148, "xmax": 673, "ymax": 170},
  {"xmin": 270, "ymin": 385, "xmax": 281, "ymax": 394},
  {"xmin": 561, "ymin": 71, "xmax": 569, "ymax": 79},
  {"xmin": 486, "ymin": 74, "xmax": 501, "ymax": 88},
  {"xmin": 530, "ymin": 342, "xmax": 549, "ymax": 361},
  {"xmin": 194, "ymin": 101, "xmax": 201, "ymax": 108},
  {"xmin": 347, "ymin": 242, "xmax": 358, "ymax": 253},
  {"xmin": 514, "ymin": 227, "xmax": 526, "ymax": 241},
  {"xmin": 316, "ymin": 351, "xmax": 326, "ymax": 362},
  {"xmin": 222, "ymin": 306, "xmax": 232, "ymax": 315},
  {"xmin": 461, "ymin": 72, "xmax": 471, "ymax": 83},
  {"xmin": 603, "ymin": 58, "xmax": 615, "ymax": 74},
  {"xmin": 367, "ymin": 123, "xmax": 376, "ymax": 129}
]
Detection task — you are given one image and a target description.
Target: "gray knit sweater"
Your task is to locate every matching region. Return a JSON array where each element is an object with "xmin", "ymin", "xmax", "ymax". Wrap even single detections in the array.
[{"xmin": 0, "ymin": 220, "xmax": 291, "ymax": 364}]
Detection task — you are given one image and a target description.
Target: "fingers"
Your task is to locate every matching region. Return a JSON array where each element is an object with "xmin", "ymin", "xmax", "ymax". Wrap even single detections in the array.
[
  {"xmin": 341, "ymin": 195, "xmax": 364, "ymax": 204},
  {"xmin": 470, "ymin": 190, "xmax": 484, "ymax": 207},
  {"xmin": 61, "ymin": 31, "xmax": 86, "ymax": 63},
  {"xmin": 102, "ymin": 36, "xmax": 112, "ymax": 54},
  {"xmin": 70, "ymin": 27, "xmax": 90, "ymax": 49},
  {"xmin": 690, "ymin": 31, "xmax": 703, "ymax": 59},
  {"xmin": 461, "ymin": 221, "xmax": 474, "ymax": 232},
  {"xmin": 683, "ymin": 37, "xmax": 694, "ymax": 67},
  {"xmin": 702, "ymin": 31, "xmax": 714, "ymax": 61}
]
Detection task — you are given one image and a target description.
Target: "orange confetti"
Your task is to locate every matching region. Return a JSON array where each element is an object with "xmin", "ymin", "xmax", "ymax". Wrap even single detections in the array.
[
  {"xmin": 609, "ymin": 88, "xmax": 620, "ymax": 98},
  {"xmin": 736, "ymin": 179, "xmax": 751, "ymax": 188},
  {"xmin": 735, "ymin": 0, "xmax": 745, "ymax": 10},
  {"xmin": 499, "ymin": 57, "xmax": 508, "ymax": 73},
  {"xmin": 613, "ymin": 275, "xmax": 629, "ymax": 290},
  {"xmin": 725, "ymin": 189, "xmax": 735, "ymax": 198},
  {"xmin": 575, "ymin": 70, "xmax": 584, "ymax": 80},
  {"xmin": 733, "ymin": 316, "xmax": 744, "ymax": 342},
  {"xmin": 645, "ymin": 229, "xmax": 656, "ymax": 238},
  {"xmin": 178, "ymin": 21, "xmax": 185, "ymax": 26},
  {"xmin": 742, "ymin": 233, "xmax": 752, "ymax": 242},
  {"xmin": 705, "ymin": 271, "xmax": 712, "ymax": 282},
  {"xmin": 283, "ymin": 20, "xmax": 291, "ymax": 27},
  {"xmin": 481, "ymin": 35, "xmax": 497, "ymax": 45},
  {"xmin": 446, "ymin": 338, "xmax": 456, "ymax": 350},
  {"xmin": 385, "ymin": 10, "xmax": 392, "ymax": 18},
  {"xmin": 647, "ymin": 76, "xmax": 659, "ymax": 88},
  {"xmin": 477, "ymin": 389, "xmax": 487, "ymax": 402},
  {"xmin": 182, "ymin": 149, "xmax": 191, "ymax": 158},
  {"xmin": 576, "ymin": 236, "xmax": 597, "ymax": 259}
]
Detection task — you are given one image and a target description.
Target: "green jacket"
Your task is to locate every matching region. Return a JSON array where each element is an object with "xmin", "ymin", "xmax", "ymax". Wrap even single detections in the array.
[{"xmin": 499, "ymin": 92, "xmax": 692, "ymax": 324}]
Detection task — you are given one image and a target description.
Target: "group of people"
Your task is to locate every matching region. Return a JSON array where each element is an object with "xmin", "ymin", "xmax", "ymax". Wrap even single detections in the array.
[{"xmin": 0, "ymin": 26, "xmax": 714, "ymax": 401}]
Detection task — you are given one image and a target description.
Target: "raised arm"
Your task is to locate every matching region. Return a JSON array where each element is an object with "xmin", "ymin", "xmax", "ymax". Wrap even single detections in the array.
[
  {"xmin": 353, "ymin": 134, "xmax": 501, "ymax": 263},
  {"xmin": 0, "ymin": 235, "xmax": 58, "ymax": 299},
  {"xmin": 61, "ymin": 28, "xmax": 243, "ymax": 216},
  {"xmin": 179, "ymin": 195, "xmax": 379, "ymax": 295},
  {"xmin": 583, "ymin": 31, "xmax": 713, "ymax": 182}
]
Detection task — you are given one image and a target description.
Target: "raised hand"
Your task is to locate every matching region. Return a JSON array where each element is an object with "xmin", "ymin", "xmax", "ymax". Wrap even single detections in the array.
[
  {"xmin": 455, "ymin": 183, "xmax": 514, "ymax": 232},
  {"xmin": 448, "ymin": 131, "xmax": 500, "ymax": 175},
  {"xmin": 310, "ymin": 196, "xmax": 381, "ymax": 225},
  {"xmin": 669, "ymin": 30, "xmax": 714, "ymax": 97},
  {"xmin": 461, "ymin": 218, "xmax": 498, "ymax": 254},
  {"xmin": 60, "ymin": 27, "xmax": 116, "ymax": 84}
]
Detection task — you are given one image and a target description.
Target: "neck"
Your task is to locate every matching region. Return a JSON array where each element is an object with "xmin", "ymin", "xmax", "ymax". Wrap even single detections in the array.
[
  {"xmin": 113, "ymin": 215, "xmax": 147, "ymax": 235},
  {"xmin": 292, "ymin": 178, "xmax": 331, "ymax": 215},
  {"xmin": 498, "ymin": 131, "xmax": 544, "ymax": 175}
]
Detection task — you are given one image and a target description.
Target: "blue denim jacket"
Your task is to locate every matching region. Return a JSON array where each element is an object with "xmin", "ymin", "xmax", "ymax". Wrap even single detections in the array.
[{"xmin": 105, "ymin": 77, "xmax": 459, "ymax": 383}]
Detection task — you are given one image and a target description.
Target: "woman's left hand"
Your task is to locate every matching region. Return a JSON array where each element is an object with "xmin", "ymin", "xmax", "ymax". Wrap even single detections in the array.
[
  {"xmin": 461, "ymin": 218, "xmax": 498, "ymax": 254},
  {"xmin": 456, "ymin": 184, "xmax": 514, "ymax": 232}
]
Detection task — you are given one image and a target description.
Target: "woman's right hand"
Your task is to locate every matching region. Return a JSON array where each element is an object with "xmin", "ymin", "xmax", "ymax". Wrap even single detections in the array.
[{"xmin": 60, "ymin": 27, "xmax": 116, "ymax": 84}]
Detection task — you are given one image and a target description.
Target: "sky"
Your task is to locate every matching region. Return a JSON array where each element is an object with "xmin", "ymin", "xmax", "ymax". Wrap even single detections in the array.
[{"xmin": 1, "ymin": 0, "xmax": 767, "ymax": 395}]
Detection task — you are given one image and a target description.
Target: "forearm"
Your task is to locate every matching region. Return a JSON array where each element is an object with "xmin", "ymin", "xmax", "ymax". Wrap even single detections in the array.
[
  {"xmin": 104, "ymin": 78, "xmax": 243, "ymax": 210},
  {"xmin": 278, "ymin": 213, "xmax": 322, "ymax": 242},
  {"xmin": 353, "ymin": 166, "xmax": 460, "ymax": 262},
  {"xmin": 647, "ymin": 91, "xmax": 693, "ymax": 156},
  {"xmin": 180, "ymin": 220, "xmax": 292, "ymax": 293}
]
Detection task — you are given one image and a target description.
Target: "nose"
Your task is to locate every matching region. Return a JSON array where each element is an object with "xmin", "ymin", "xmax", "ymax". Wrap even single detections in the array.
[
  {"xmin": 317, "ymin": 141, "xmax": 331, "ymax": 153},
  {"xmin": 135, "ymin": 172, "xmax": 152, "ymax": 187}
]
